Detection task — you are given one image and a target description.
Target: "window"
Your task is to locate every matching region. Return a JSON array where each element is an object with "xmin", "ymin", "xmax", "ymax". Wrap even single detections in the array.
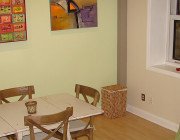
[
  {"xmin": 168, "ymin": 0, "xmax": 180, "ymax": 63},
  {"xmin": 173, "ymin": 21, "xmax": 180, "ymax": 60},
  {"xmin": 147, "ymin": 0, "xmax": 180, "ymax": 78}
]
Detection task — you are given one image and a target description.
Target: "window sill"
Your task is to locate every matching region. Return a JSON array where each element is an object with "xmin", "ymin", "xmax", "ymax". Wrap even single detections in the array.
[{"xmin": 147, "ymin": 64, "xmax": 180, "ymax": 79}]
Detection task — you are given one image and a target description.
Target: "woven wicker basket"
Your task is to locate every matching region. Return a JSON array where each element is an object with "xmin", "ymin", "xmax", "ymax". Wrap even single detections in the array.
[{"xmin": 101, "ymin": 84, "xmax": 127, "ymax": 119}]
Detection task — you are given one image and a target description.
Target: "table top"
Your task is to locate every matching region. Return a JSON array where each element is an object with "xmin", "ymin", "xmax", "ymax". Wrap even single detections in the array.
[
  {"xmin": 0, "ymin": 98, "xmax": 65, "ymax": 132},
  {"xmin": 0, "ymin": 93, "xmax": 103, "ymax": 136},
  {"xmin": 41, "ymin": 94, "xmax": 103, "ymax": 119},
  {"xmin": 0, "ymin": 117, "xmax": 15, "ymax": 137}
]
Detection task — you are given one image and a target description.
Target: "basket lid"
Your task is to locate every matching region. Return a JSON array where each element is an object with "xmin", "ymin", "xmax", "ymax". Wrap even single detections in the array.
[{"xmin": 102, "ymin": 84, "xmax": 127, "ymax": 92}]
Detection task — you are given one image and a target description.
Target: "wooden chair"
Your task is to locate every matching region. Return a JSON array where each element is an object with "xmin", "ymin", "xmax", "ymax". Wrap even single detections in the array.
[
  {"xmin": 0, "ymin": 85, "xmax": 35, "ymax": 104},
  {"xmin": 24, "ymin": 107, "xmax": 73, "ymax": 140},
  {"xmin": 0, "ymin": 85, "xmax": 35, "ymax": 140},
  {"xmin": 69, "ymin": 84, "xmax": 100, "ymax": 140}
]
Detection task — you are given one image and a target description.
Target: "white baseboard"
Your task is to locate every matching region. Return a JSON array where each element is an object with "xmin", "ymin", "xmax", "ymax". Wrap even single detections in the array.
[{"xmin": 127, "ymin": 104, "xmax": 179, "ymax": 132}]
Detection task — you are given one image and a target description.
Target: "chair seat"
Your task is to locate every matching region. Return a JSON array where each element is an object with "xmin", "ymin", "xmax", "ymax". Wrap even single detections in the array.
[
  {"xmin": 69, "ymin": 120, "xmax": 92, "ymax": 132},
  {"xmin": 23, "ymin": 132, "xmax": 59, "ymax": 140},
  {"xmin": 0, "ymin": 136, "xmax": 8, "ymax": 140},
  {"xmin": 22, "ymin": 120, "xmax": 92, "ymax": 140}
]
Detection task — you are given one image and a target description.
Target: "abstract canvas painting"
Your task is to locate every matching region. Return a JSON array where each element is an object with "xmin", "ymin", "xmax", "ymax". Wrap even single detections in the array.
[
  {"xmin": 49, "ymin": 0, "xmax": 97, "ymax": 31},
  {"xmin": 0, "ymin": 0, "xmax": 27, "ymax": 43}
]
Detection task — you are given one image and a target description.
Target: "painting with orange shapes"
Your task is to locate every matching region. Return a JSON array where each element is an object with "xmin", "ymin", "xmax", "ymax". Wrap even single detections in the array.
[
  {"xmin": 0, "ymin": 0, "xmax": 27, "ymax": 43},
  {"xmin": 50, "ymin": 0, "xmax": 97, "ymax": 31}
]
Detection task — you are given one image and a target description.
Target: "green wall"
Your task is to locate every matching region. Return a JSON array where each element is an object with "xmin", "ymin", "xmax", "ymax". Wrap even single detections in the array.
[{"xmin": 0, "ymin": 0, "xmax": 117, "ymax": 97}]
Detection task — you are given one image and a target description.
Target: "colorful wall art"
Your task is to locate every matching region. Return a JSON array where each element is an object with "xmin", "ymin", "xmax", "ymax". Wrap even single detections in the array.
[
  {"xmin": 50, "ymin": 0, "xmax": 97, "ymax": 31},
  {"xmin": 0, "ymin": 0, "xmax": 27, "ymax": 43}
]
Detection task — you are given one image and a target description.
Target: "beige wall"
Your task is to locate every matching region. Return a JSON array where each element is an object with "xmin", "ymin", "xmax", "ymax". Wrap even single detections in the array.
[
  {"xmin": 127, "ymin": 0, "xmax": 180, "ymax": 123},
  {"xmin": 0, "ymin": 0, "xmax": 117, "ymax": 97}
]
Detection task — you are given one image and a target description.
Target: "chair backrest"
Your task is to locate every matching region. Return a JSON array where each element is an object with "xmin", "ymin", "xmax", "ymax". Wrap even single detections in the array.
[
  {"xmin": 24, "ymin": 107, "xmax": 73, "ymax": 140},
  {"xmin": 75, "ymin": 84, "xmax": 100, "ymax": 106},
  {"xmin": 0, "ymin": 85, "xmax": 35, "ymax": 104}
]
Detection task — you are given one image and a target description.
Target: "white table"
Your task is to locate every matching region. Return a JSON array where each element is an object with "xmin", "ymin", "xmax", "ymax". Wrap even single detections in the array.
[
  {"xmin": 0, "ymin": 117, "xmax": 15, "ymax": 137},
  {"xmin": 41, "ymin": 94, "xmax": 103, "ymax": 119},
  {"xmin": 0, "ymin": 93, "xmax": 103, "ymax": 140}
]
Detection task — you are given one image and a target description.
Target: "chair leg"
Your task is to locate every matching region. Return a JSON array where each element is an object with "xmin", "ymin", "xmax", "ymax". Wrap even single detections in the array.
[{"xmin": 89, "ymin": 129, "xmax": 93, "ymax": 140}]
